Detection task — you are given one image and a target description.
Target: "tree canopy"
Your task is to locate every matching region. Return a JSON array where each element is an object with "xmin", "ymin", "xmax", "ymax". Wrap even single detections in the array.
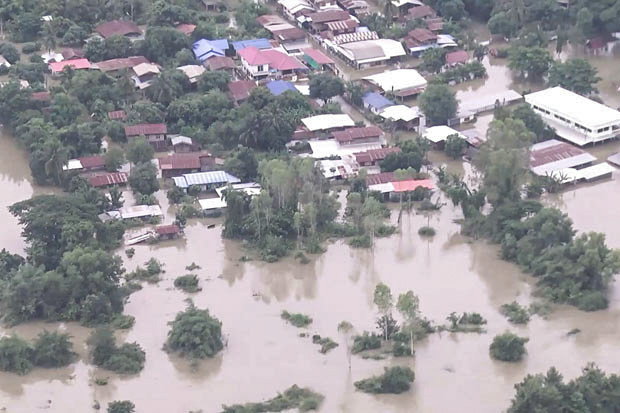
[
  {"xmin": 166, "ymin": 302, "xmax": 224, "ymax": 359},
  {"xmin": 419, "ymin": 84, "xmax": 458, "ymax": 125},
  {"xmin": 548, "ymin": 58, "xmax": 601, "ymax": 96}
]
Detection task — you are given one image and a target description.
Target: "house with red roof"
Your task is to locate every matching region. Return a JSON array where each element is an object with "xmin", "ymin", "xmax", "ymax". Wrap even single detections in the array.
[
  {"xmin": 332, "ymin": 126, "xmax": 385, "ymax": 146},
  {"xmin": 237, "ymin": 46, "xmax": 308, "ymax": 81},
  {"xmin": 445, "ymin": 50, "xmax": 469, "ymax": 67},
  {"xmin": 354, "ymin": 147, "xmax": 401, "ymax": 166},
  {"xmin": 124, "ymin": 123, "xmax": 168, "ymax": 151},
  {"xmin": 158, "ymin": 152, "xmax": 214, "ymax": 178},
  {"xmin": 49, "ymin": 58, "xmax": 91, "ymax": 75},
  {"xmin": 88, "ymin": 172, "xmax": 129, "ymax": 188},
  {"xmin": 95, "ymin": 20, "xmax": 142, "ymax": 40},
  {"xmin": 406, "ymin": 4, "xmax": 436, "ymax": 20},
  {"xmin": 228, "ymin": 80, "xmax": 257, "ymax": 103}
]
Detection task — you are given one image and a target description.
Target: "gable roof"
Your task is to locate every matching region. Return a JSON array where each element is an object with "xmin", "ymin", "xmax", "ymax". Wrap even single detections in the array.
[
  {"xmin": 445, "ymin": 50, "xmax": 469, "ymax": 65},
  {"xmin": 205, "ymin": 56, "xmax": 235, "ymax": 70},
  {"xmin": 155, "ymin": 224, "xmax": 180, "ymax": 235},
  {"xmin": 88, "ymin": 172, "xmax": 129, "ymax": 187},
  {"xmin": 326, "ymin": 19, "xmax": 358, "ymax": 32},
  {"xmin": 95, "ymin": 20, "xmax": 141, "ymax": 38},
  {"xmin": 354, "ymin": 147, "xmax": 400, "ymax": 163},
  {"xmin": 391, "ymin": 179, "xmax": 434, "ymax": 192},
  {"xmin": 231, "ymin": 38, "xmax": 272, "ymax": 52},
  {"xmin": 309, "ymin": 9, "xmax": 350, "ymax": 23},
  {"xmin": 49, "ymin": 58, "xmax": 90, "ymax": 73},
  {"xmin": 94, "ymin": 56, "xmax": 149, "ymax": 72},
  {"xmin": 333, "ymin": 126, "xmax": 384, "ymax": 143},
  {"xmin": 302, "ymin": 48, "xmax": 334, "ymax": 65},
  {"xmin": 108, "ymin": 110, "xmax": 127, "ymax": 120},
  {"xmin": 238, "ymin": 47, "xmax": 306, "ymax": 71},
  {"xmin": 61, "ymin": 48, "xmax": 84, "ymax": 60},
  {"xmin": 266, "ymin": 80, "xmax": 297, "ymax": 96},
  {"xmin": 192, "ymin": 39, "xmax": 228, "ymax": 61},
  {"xmin": 31, "ymin": 91, "xmax": 52, "ymax": 102},
  {"xmin": 124, "ymin": 123, "xmax": 167, "ymax": 136},
  {"xmin": 408, "ymin": 28, "xmax": 437, "ymax": 43},
  {"xmin": 78, "ymin": 155, "xmax": 105, "ymax": 169},
  {"xmin": 228, "ymin": 80, "xmax": 257, "ymax": 102},
  {"xmin": 363, "ymin": 92, "xmax": 393, "ymax": 110},
  {"xmin": 408, "ymin": 5, "xmax": 436, "ymax": 18},
  {"xmin": 133, "ymin": 62, "xmax": 160, "ymax": 77},
  {"xmin": 159, "ymin": 153, "xmax": 202, "ymax": 170}
]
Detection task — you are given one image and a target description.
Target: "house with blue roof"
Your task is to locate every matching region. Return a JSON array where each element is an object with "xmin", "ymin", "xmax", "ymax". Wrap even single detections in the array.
[
  {"xmin": 266, "ymin": 80, "xmax": 297, "ymax": 96},
  {"xmin": 363, "ymin": 92, "xmax": 394, "ymax": 114},
  {"xmin": 231, "ymin": 38, "xmax": 272, "ymax": 52},
  {"xmin": 192, "ymin": 38, "xmax": 229, "ymax": 62}
]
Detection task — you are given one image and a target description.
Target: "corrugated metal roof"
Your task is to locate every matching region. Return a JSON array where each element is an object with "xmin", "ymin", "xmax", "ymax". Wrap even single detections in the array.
[
  {"xmin": 174, "ymin": 171, "xmax": 240, "ymax": 188},
  {"xmin": 96, "ymin": 20, "xmax": 141, "ymax": 38},
  {"xmin": 88, "ymin": 172, "xmax": 129, "ymax": 187},
  {"xmin": 125, "ymin": 123, "xmax": 167, "ymax": 136},
  {"xmin": 363, "ymin": 92, "xmax": 393, "ymax": 110}
]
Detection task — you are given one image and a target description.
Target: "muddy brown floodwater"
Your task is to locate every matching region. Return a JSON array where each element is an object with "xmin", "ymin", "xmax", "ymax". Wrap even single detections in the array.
[{"xmin": 2, "ymin": 45, "xmax": 620, "ymax": 412}]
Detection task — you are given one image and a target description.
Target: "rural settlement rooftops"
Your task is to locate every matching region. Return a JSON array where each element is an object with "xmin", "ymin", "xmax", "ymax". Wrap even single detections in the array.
[
  {"xmin": 95, "ymin": 20, "xmax": 141, "ymax": 38},
  {"xmin": 445, "ymin": 50, "xmax": 469, "ymax": 65},
  {"xmin": 231, "ymin": 38, "xmax": 272, "ymax": 51},
  {"xmin": 308, "ymin": 9, "xmax": 350, "ymax": 23},
  {"xmin": 94, "ymin": 56, "xmax": 149, "ymax": 72},
  {"xmin": 301, "ymin": 114, "xmax": 355, "ymax": 131},
  {"xmin": 228, "ymin": 80, "xmax": 257, "ymax": 102},
  {"xmin": 379, "ymin": 105, "xmax": 422, "ymax": 122},
  {"xmin": 124, "ymin": 123, "xmax": 167, "ymax": 137},
  {"xmin": 363, "ymin": 92, "xmax": 393, "ymax": 110},
  {"xmin": 423, "ymin": 126, "xmax": 465, "ymax": 143},
  {"xmin": 363, "ymin": 69, "xmax": 427, "ymax": 92},
  {"xmin": 333, "ymin": 126, "xmax": 384, "ymax": 143},
  {"xmin": 302, "ymin": 48, "xmax": 335, "ymax": 65},
  {"xmin": 354, "ymin": 147, "xmax": 401, "ymax": 164},
  {"xmin": 49, "ymin": 58, "xmax": 90, "ymax": 73},
  {"xmin": 88, "ymin": 172, "xmax": 129, "ymax": 187},
  {"xmin": 172, "ymin": 171, "xmax": 241, "ymax": 188},
  {"xmin": 158, "ymin": 153, "xmax": 202, "ymax": 170},
  {"xmin": 238, "ymin": 47, "xmax": 307, "ymax": 71},
  {"xmin": 529, "ymin": 139, "xmax": 597, "ymax": 176}
]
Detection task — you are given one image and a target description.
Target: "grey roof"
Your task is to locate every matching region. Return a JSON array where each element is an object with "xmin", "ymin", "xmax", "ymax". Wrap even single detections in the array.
[{"xmin": 173, "ymin": 170, "xmax": 241, "ymax": 188}]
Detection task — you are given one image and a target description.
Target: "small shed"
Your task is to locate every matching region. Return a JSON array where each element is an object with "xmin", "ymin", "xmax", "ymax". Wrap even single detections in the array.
[
  {"xmin": 363, "ymin": 92, "xmax": 393, "ymax": 114},
  {"xmin": 155, "ymin": 224, "xmax": 181, "ymax": 240},
  {"xmin": 171, "ymin": 135, "xmax": 195, "ymax": 153}
]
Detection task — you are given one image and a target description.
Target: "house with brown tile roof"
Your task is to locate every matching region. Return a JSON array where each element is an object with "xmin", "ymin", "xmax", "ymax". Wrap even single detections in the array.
[{"xmin": 95, "ymin": 20, "xmax": 142, "ymax": 39}]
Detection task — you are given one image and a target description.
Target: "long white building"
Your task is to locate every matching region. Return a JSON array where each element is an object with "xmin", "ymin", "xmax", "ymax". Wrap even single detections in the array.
[{"xmin": 524, "ymin": 87, "xmax": 620, "ymax": 146}]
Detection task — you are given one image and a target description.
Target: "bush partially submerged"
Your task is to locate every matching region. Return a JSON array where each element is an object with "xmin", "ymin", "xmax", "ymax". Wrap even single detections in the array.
[
  {"xmin": 174, "ymin": 274, "xmax": 201, "ymax": 293},
  {"xmin": 221, "ymin": 385, "xmax": 324, "ymax": 412},
  {"xmin": 0, "ymin": 331, "xmax": 76, "ymax": 374},
  {"xmin": 0, "ymin": 335, "xmax": 33, "ymax": 374},
  {"xmin": 281, "ymin": 311, "xmax": 312, "ymax": 328},
  {"xmin": 418, "ymin": 226, "xmax": 436, "ymax": 236},
  {"xmin": 87, "ymin": 328, "xmax": 145, "ymax": 374},
  {"xmin": 490, "ymin": 332, "xmax": 528, "ymax": 362},
  {"xmin": 166, "ymin": 302, "xmax": 223, "ymax": 359},
  {"xmin": 354, "ymin": 366, "xmax": 415, "ymax": 394},
  {"xmin": 125, "ymin": 258, "xmax": 164, "ymax": 283},
  {"xmin": 311, "ymin": 335, "xmax": 338, "ymax": 354},
  {"xmin": 500, "ymin": 302, "xmax": 530, "ymax": 324},
  {"xmin": 352, "ymin": 332, "xmax": 381, "ymax": 354}
]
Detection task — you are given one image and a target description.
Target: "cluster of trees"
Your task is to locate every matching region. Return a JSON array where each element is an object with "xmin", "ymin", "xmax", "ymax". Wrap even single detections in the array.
[
  {"xmin": 87, "ymin": 327, "xmax": 145, "ymax": 374},
  {"xmin": 507, "ymin": 363, "xmax": 620, "ymax": 412},
  {"xmin": 165, "ymin": 302, "xmax": 223, "ymax": 359},
  {"xmin": 223, "ymin": 157, "xmax": 339, "ymax": 260},
  {"xmin": 489, "ymin": 332, "xmax": 528, "ymax": 362},
  {"xmin": 419, "ymin": 84, "xmax": 459, "ymax": 125},
  {"xmin": 221, "ymin": 385, "xmax": 324, "ymax": 412},
  {"xmin": 442, "ymin": 113, "xmax": 620, "ymax": 311},
  {"xmin": 344, "ymin": 181, "xmax": 394, "ymax": 248},
  {"xmin": 0, "ymin": 330, "xmax": 75, "ymax": 374},
  {"xmin": 354, "ymin": 366, "xmax": 415, "ymax": 394}
]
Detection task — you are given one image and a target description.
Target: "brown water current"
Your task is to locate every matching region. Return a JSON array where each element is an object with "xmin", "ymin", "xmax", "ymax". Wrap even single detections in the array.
[{"xmin": 2, "ymin": 46, "xmax": 620, "ymax": 412}]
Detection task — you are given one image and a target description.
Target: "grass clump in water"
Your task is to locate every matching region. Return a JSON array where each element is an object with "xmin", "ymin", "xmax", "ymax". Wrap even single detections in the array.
[
  {"xmin": 354, "ymin": 366, "xmax": 415, "ymax": 394},
  {"xmin": 174, "ymin": 274, "xmax": 201, "ymax": 293},
  {"xmin": 281, "ymin": 311, "xmax": 312, "ymax": 328},
  {"xmin": 125, "ymin": 258, "xmax": 164, "ymax": 283},
  {"xmin": 418, "ymin": 226, "xmax": 436, "ymax": 236},
  {"xmin": 352, "ymin": 332, "xmax": 381, "ymax": 354},
  {"xmin": 220, "ymin": 384, "xmax": 324, "ymax": 412},
  {"xmin": 500, "ymin": 301, "xmax": 530, "ymax": 324}
]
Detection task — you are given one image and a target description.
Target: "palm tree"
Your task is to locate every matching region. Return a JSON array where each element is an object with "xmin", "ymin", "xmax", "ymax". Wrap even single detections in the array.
[{"xmin": 44, "ymin": 139, "xmax": 69, "ymax": 185}]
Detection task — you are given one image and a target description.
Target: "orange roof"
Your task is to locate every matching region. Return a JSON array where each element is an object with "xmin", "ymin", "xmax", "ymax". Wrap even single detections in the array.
[
  {"xmin": 391, "ymin": 179, "xmax": 434, "ymax": 193},
  {"xmin": 49, "ymin": 58, "xmax": 90, "ymax": 73}
]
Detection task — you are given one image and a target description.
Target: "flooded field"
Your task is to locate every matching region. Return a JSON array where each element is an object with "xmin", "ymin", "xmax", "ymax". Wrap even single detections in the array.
[{"xmin": 2, "ymin": 35, "xmax": 620, "ymax": 413}]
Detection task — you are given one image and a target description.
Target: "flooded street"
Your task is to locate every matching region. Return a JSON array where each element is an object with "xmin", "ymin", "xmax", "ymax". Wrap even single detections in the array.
[{"xmin": 2, "ymin": 42, "xmax": 620, "ymax": 413}]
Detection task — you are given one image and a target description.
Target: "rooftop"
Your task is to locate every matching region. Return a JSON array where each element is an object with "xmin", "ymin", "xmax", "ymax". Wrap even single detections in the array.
[
  {"xmin": 525, "ymin": 87, "xmax": 620, "ymax": 128},
  {"xmin": 238, "ymin": 47, "xmax": 307, "ymax": 71},
  {"xmin": 94, "ymin": 56, "xmax": 149, "ymax": 72},
  {"xmin": 379, "ymin": 105, "xmax": 421, "ymax": 122},
  {"xmin": 445, "ymin": 50, "xmax": 469, "ymax": 65},
  {"xmin": 155, "ymin": 224, "xmax": 180, "ymax": 235},
  {"xmin": 88, "ymin": 172, "xmax": 129, "ymax": 187},
  {"xmin": 354, "ymin": 147, "xmax": 400, "ymax": 164},
  {"xmin": 108, "ymin": 110, "xmax": 127, "ymax": 120},
  {"xmin": 204, "ymin": 56, "xmax": 235, "ymax": 71},
  {"xmin": 408, "ymin": 4, "xmax": 436, "ymax": 19},
  {"xmin": 124, "ymin": 123, "xmax": 167, "ymax": 136},
  {"xmin": 408, "ymin": 28, "xmax": 437, "ymax": 43},
  {"xmin": 31, "ymin": 91, "xmax": 51, "ymax": 102},
  {"xmin": 326, "ymin": 19, "xmax": 358, "ymax": 32},
  {"xmin": 228, "ymin": 80, "xmax": 257, "ymax": 102},
  {"xmin": 158, "ymin": 153, "xmax": 202, "ymax": 170},
  {"xmin": 266, "ymin": 80, "xmax": 298, "ymax": 96},
  {"xmin": 529, "ymin": 139, "xmax": 597, "ymax": 176},
  {"xmin": 95, "ymin": 20, "xmax": 141, "ymax": 38},
  {"xmin": 363, "ymin": 92, "xmax": 393, "ymax": 110},
  {"xmin": 333, "ymin": 126, "xmax": 384, "ymax": 143},
  {"xmin": 301, "ymin": 114, "xmax": 355, "ymax": 131},
  {"xmin": 192, "ymin": 38, "xmax": 229, "ymax": 61},
  {"xmin": 309, "ymin": 9, "xmax": 350, "ymax": 23},
  {"xmin": 133, "ymin": 62, "xmax": 160, "ymax": 77},
  {"xmin": 173, "ymin": 170, "xmax": 241, "ymax": 188},
  {"xmin": 78, "ymin": 155, "xmax": 105, "ymax": 169},
  {"xmin": 231, "ymin": 38, "xmax": 272, "ymax": 52},
  {"xmin": 49, "ymin": 58, "xmax": 90, "ymax": 73},
  {"xmin": 302, "ymin": 48, "xmax": 335, "ymax": 65},
  {"xmin": 119, "ymin": 205, "xmax": 163, "ymax": 219},
  {"xmin": 363, "ymin": 69, "xmax": 427, "ymax": 92},
  {"xmin": 423, "ymin": 126, "xmax": 465, "ymax": 143},
  {"xmin": 177, "ymin": 64, "xmax": 205, "ymax": 81}
]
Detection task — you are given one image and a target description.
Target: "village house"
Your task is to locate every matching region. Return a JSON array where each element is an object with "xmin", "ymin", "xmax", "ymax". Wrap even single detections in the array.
[
  {"xmin": 406, "ymin": 4, "xmax": 437, "ymax": 21},
  {"xmin": 92, "ymin": 56, "xmax": 150, "ymax": 76},
  {"xmin": 231, "ymin": 38, "xmax": 273, "ymax": 53},
  {"xmin": 158, "ymin": 152, "xmax": 214, "ymax": 179},
  {"xmin": 192, "ymin": 38, "xmax": 230, "ymax": 62},
  {"xmin": 354, "ymin": 147, "xmax": 401, "ymax": 166},
  {"xmin": 49, "ymin": 58, "xmax": 91, "ymax": 75},
  {"xmin": 307, "ymin": 9, "xmax": 351, "ymax": 33},
  {"xmin": 172, "ymin": 170, "xmax": 241, "ymax": 192},
  {"xmin": 257, "ymin": 15, "xmax": 309, "ymax": 53},
  {"xmin": 132, "ymin": 62, "xmax": 160, "ymax": 89},
  {"xmin": 88, "ymin": 172, "xmax": 129, "ymax": 188},
  {"xmin": 338, "ymin": 0, "xmax": 370, "ymax": 16},
  {"xmin": 155, "ymin": 224, "xmax": 181, "ymax": 240},
  {"xmin": 425, "ymin": 17, "xmax": 444, "ymax": 32},
  {"xmin": 61, "ymin": 48, "xmax": 84, "ymax": 60},
  {"xmin": 363, "ymin": 92, "xmax": 394, "ymax": 114},
  {"xmin": 334, "ymin": 38, "xmax": 406, "ymax": 69},
  {"xmin": 301, "ymin": 48, "xmax": 335, "ymax": 72},
  {"xmin": 204, "ymin": 56, "xmax": 236, "ymax": 75},
  {"xmin": 177, "ymin": 64, "xmax": 205, "ymax": 84},
  {"xmin": 237, "ymin": 46, "xmax": 308, "ymax": 81},
  {"xmin": 228, "ymin": 80, "xmax": 257, "ymax": 104},
  {"xmin": 391, "ymin": 0, "xmax": 423, "ymax": 16},
  {"xmin": 170, "ymin": 136, "xmax": 197, "ymax": 153},
  {"xmin": 0, "ymin": 55, "xmax": 10, "ymax": 68},
  {"xmin": 423, "ymin": 125, "xmax": 466, "ymax": 148},
  {"xmin": 30, "ymin": 91, "xmax": 52, "ymax": 104},
  {"xmin": 404, "ymin": 28, "xmax": 438, "ymax": 56},
  {"xmin": 278, "ymin": 0, "xmax": 315, "ymax": 21},
  {"xmin": 363, "ymin": 69, "xmax": 427, "ymax": 98},
  {"xmin": 380, "ymin": 104, "xmax": 425, "ymax": 132},
  {"xmin": 266, "ymin": 80, "xmax": 298, "ymax": 96},
  {"xmin": 63, "ymin": 155, "xmax": 106, "ymax": 174},
  {"xmin": 108, "ymin": 110, "xmax": 127, "ymax": 121},
  {"xmin": 124, "ymin": 123, "xmax": 168, "ymax": 151},
  {"xmin": 445, "ymin": 50, "xmax": 470, "ymax": 67},
  {"xmin": 95, "ymin": 20, "xmax": 142, "ymax": 40},
  {"xmin": 333, "ymin": 126, "xmax": 385, "ymax": 146}
]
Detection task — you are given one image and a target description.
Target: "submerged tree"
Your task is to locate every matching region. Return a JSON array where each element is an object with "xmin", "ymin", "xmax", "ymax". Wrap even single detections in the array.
[
  {"xmin": 165, "ymin": 301, "xmax": 223, "ymax": 359},
  {"xmin": 373, "ymin": 283, "xmax": 394, "ymax": 340}
]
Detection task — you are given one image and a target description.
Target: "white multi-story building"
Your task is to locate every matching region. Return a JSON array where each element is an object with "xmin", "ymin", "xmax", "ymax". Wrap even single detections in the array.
[{"xmin": 524, "ymin": 87, "xmax": 620, "ymax": 146}]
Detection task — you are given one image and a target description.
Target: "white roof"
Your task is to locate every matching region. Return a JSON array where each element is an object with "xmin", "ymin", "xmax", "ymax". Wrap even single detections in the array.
[
  {"xmin": 170, "ymin": 135, "xmax": 193, "ymax": 146},
  {"xmin": 363, "ymin": 69, "xmax": 427, "ymax": 92},
  {"xmin": 119, "ymin": 205, "xmax": 163, "ymax": 219},
  {"xmin": 41, "ymin": 52, "xmax": 64, "ymax": 63},
  {"xmin": 0, "ymin": 55, "xmax": 11, "ymax": 67},
  {"xmin": 372, "ymin": 39, "xmax": 406, "ymax": 58},
  {"xmin": 279, "ymin": 0, "xmax": 313, "ymax": 12},
  {"xmin": 525, "ymin": 87, "xmax": 620, "ymax": 128},
  {"xmin": 530, "ymin": 139, "xmax": 597, "ymax": 176},
  {"xmin": 133, "ymin": 62, "xmax": 160, "ymax": 77},
  {"xmin": 295, "ymin": 84, "xmax": 310, "ymax": 95},
  {"xmin": 177, "ymin": 65, "xmax": 205, "ymax": 82},
  {"xmin": 199, "ymin": 197, "xmax": 227, "ymax": 210},
  {"xmin": 62, "ymin": 159, "xmax": 83, "ymax": 171},
  {"xmin": 391, "ymin": 0, "xmax": 423, "ymax": 6},
  {"xmin": 173, "ymin": 170, "xmax": 241, "ymax": 188},
  {"xmin": 368, "ymin": 182, "xmax": 395, "ymax": 193},
  {"xmin": 437, "ymin": 34, "xmax": 458, "ymax": 47},
  {"xmin": 380, "ymin": 105, "xmax": 421, "ymax": 122},
  {"xmin": 423, "ymin": 126, "xmax": 465, "ymax": 143},
  {"xmin": 550, "ymin": 163, "xmax": 615, "ymax": 183},
  {"xmin": 316, "ymin": 159, "xmax": 357, "ymax": 179},
  {"xmin": 215, "ymin": 182, "xmax": 261, "ymax": 198},
  {"xmin": 301, "ymin": 114, "xmax": 355, "ymax": 131},
  {"xmin": 308, "ymin": 139, "xmax": 381, "ymax": 158}
]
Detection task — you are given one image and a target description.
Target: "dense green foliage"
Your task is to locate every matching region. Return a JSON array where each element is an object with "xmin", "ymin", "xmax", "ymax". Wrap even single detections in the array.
[
  {"xmin": 311, "ymin": 335, "xmax": 338, "ymax": 354},
  {"xmin": 174, "ymin": 274, "xmax": 200, "ymax": 293},
  {"xmin": 444, "ymin": 134, "xmax": 466, "ymax": 159},
  {"xmin": 308, "ymin": 73, "xmax": 344, "ymax": 103},
  {"xmin": 354, "ymin": 366, "xmax": 415, "ymax": 394},
  {"xmin": 500, "ymin": 302, "xmax": 530, "ymax": 324},
  {"xmin": 0, "ymin": 330, "xmax": 75, "ymax": 374},
  {"xmin": 0, "ymin": 335, "xmax": 34, "ymax": 374},
  {"xmin": 489, "ymin": 332, "xmax": 528, "ymax": 362},
  {"xmin": 221, "ymin": 385, "xmax": 324, "ymax": 412},
  {"xmin": 87, "ymin": 328, "xmax": 145, "ymax": 374},
  {"xmin": 507, "ymin": 364, "xmax": 620, "ymax": 412},
  {"xmin": 419, "ymin": 84, "xmax": 458, "ymax": 125},
  {"xmin": 281, "ymin": 311, "xmax": 313, "ymax": 328},
  {"xmin": 548, "ymin": 58, "xmax": 601, "ymax": 96},
  {"xmin": 430, "ymin": 61, "xmax": 487, "ymax": 85},
  {"xmin": 352, "ymin": 332, "xmax": 382, "ymax": 353},
  {"xmin": 508, "ymin": 47, "xmax": 553, "ymax": 79},
  {"xmin": 166, "ymin": 302, "xmax": 223, "ymax": 359}
]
